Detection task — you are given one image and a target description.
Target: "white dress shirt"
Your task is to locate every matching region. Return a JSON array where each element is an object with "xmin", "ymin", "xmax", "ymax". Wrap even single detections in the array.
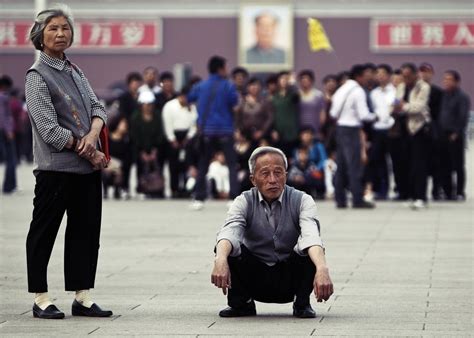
[
  {"xmin": 330, "ymin": 79, "xmax": 375, "ymax": 127},
  {"xmin": 162, "ymin": 98, "xmax": 198, "ymax": 142},
  {"xmin": 370, "ymin": 84, "xmax": 396, "ymax": 130}
]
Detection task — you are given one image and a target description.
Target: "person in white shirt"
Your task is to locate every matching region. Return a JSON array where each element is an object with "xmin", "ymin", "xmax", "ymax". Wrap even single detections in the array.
[
  {"xmin": 329, "ymin": 64, "xmax": 376, "ymax": 209},
  {"xmin": 368, "ymin": 64, "xmax": 396, "ymax": 200},
  {"xmin": 137, "ymin": 66, "xmax": 162, "ymax": 95},
  {"xmin": 162, "ymin": 85, "xmax": 198, "ymax": 197},
  {"xmin": 207, "ymin": 151, "xmax": 230, "ymax": 199}
]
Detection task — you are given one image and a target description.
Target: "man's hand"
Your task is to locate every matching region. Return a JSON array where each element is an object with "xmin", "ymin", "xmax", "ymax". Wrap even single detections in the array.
[
  {"xmin": 449, "ymin": 133, "xmax": 458, "ymax": 142},
  {"xmin": 211, "ymin": 257, "xmax": 231, "ymax": 295},
  {"xmin": 313, "ymin": 267, "xmax": 334, "ymax": 302}
]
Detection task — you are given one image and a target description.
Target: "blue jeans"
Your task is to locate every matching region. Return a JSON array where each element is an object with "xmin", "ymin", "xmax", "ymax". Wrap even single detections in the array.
[{"xmin": 0, "ymin": 131, "xmax": 17, "ymax": 193}]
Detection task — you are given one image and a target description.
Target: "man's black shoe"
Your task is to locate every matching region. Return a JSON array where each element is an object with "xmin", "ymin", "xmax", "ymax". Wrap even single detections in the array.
[
  {"xmin": 71, "ymin": 300, "xmax": 113, "ymax": 317},
  {"xmin": 336, "ymin": 204, "xmax": 347, "ymax": 209},
  {"xmin": 32, "ymin": 303, "xmax": 65, "ymax": 319},
  {"xmin": 352, "ymin": 201, "xmax": 375, "ymax": 209},
  {"xmin": 219, "ymin": 301, "xmax": 256, "ymax": 317},
  {"xmin": 293, "ymin": 303, "xmax": 316, "ymax": 318}
]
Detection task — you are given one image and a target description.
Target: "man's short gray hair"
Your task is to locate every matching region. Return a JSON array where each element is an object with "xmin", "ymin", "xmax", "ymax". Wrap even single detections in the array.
[
  {"xmin": 248, "ymin": 146, "xmax": 288, "ymax": 174},
  {"xmin": 30, "ymin": 3, "xmax": 74, "ymax": 51}
]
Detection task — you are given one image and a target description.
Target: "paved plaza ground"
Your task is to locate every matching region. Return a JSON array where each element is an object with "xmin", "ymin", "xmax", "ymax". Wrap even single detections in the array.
[{"xmin": 0, "ymin": 144, "xmax": 472, "ymax": 337}]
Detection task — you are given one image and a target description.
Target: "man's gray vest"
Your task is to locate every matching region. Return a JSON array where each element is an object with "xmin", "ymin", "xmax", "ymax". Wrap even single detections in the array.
[
  {"xmin": 242, "ymin": 185, "xmax": 304, "ymax": 264},
  {"xmin": 27, "ymin": 60, "xmax": 94, "ymax": 174}
]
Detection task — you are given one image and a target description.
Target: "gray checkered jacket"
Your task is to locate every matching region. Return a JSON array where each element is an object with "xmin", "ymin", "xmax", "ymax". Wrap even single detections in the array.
[{"xmin": 25, "ymin": 53, "xmax": 107, "ymax": 174}]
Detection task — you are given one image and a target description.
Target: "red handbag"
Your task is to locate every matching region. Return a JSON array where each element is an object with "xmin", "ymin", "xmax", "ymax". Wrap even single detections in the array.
[{"xmin": 99, "ymin": 125, "xmax": 111, "ymax": 162}]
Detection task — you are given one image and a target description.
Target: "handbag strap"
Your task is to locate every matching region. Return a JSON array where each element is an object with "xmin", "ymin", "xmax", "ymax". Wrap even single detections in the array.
[
  {"xmin": 199, "ymin": 79, "xmax": 221, "ymax": 131},
  {"xmin": 335, "ymin": 85, "xmax": 358, "ymax": 120}
]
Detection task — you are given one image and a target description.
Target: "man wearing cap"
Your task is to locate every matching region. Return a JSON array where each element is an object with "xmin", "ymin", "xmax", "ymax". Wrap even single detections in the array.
[
  {"xmin": 419, "ymin": 63, "xmax": 443, "ymax": 200},
  {"xmin": 211, "ymin": 146, "xmax": 333, "ymax": 318}
]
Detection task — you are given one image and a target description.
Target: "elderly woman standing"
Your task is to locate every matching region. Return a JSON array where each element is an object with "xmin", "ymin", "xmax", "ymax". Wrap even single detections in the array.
[{"xmin": 25, "ymin": 5, "xmax": 112, "ymax": 319}]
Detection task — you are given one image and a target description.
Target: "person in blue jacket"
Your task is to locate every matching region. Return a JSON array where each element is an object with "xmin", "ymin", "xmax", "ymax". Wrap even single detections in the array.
[{"xmin": 188, "ymin": 55, "xmax": 239, "ymax": 210}]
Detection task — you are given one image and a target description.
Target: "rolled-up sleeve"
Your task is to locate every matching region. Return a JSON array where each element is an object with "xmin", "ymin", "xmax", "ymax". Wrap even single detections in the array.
[
  {"xmin": 216, "ymin": 194, "xmax": 248, "ymax": 257},
  {"xmin": 25, "ymin": 71, "xmax": 72, "ymax": 151},
  {"xmin": 294, "ymin": 194, "xmax": 324, "ymax": 255},
  {"xmin": 78, "ymin": 69, "xmax": 107, "ymax": 123}
]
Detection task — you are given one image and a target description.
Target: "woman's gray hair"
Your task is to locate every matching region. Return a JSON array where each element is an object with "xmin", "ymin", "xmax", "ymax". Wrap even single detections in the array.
[
  {"xmin": 30, "ymin": 3, "xmax": 74, "ymax": 51},
  {"xmin": 248, "ymin": 146, "xmax": 288, "ymax": 174}
]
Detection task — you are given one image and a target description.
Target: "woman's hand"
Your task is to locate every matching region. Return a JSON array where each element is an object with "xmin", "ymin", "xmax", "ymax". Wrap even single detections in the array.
[
  {"xmin": 89, "ymin": 150, "xmax": 109, "ymax": 170},
  {"xmin": 78, "ymin": 131, "xmax": 99, "ymax": 158}
]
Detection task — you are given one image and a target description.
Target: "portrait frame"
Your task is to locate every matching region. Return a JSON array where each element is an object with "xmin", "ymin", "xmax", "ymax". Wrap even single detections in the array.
[{"xmin": 239, "ymin": 2, "xmax": 294, "ymax": 72}]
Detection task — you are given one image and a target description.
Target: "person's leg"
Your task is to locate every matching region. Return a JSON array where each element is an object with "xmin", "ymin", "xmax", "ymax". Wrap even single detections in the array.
[
  {"xmin": 26, "ymin": 172, "xmax": 68, "ymax": 293},
  {"xmin": 290, "ymin": 253, "xmax": 316, "ymax": 307},
  {"xmin": 64, "ymin": 171, "xmax": 102, "ymax": 291},
  {"xmin": 220, "ymin": 136, "xmax": 239, "ymax": 199},
  {"xmin": 388, "ymin": 136, "xmax": 403, "ymax": 198},
  {"xmin": 452, "ymin": 134, "xmax": 466, "ymax": 197},
  {"xmin": 439, "ymin": 133, "xmax": 453, "ymax": 199},
  {"xmin": 378, "ymin": 131, "xmax": 390, "ymax": 198},
  {"xmin": 1, "ymin": 132, "xmax": 17, "ymax": 193},
  {"xmin": 345, "ymin": 129, "xmax": 364, "ymax": 205},
  {"xmin": 334, "ymin": 128, "xmax": 348, "ymax": 207},
  {"xmin": 168, "ymin": 145, "xmax": 180, "ymax": 195},
  {"xmin": 194, "ymin": 136, "xmax": 215, "ymax": 201},
  {"xmin": 412, "ymin": 131, "xmax": 429, "ymax": 202}
]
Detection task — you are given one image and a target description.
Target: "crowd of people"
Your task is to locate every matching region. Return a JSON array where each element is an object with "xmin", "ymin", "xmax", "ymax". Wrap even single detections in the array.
[{"xmin": 1, "ymin": 56, "xmax": 471, "ymax": 210}]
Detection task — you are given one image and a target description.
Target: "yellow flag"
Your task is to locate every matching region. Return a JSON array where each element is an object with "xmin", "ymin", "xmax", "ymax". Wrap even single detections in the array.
[{"xmin": 307, "ymin": 18, "xmax": 333, "ymax": 52}]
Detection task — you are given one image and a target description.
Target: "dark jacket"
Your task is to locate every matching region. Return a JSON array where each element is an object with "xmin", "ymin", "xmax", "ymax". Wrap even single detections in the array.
[{"xmin": 439, "ymin": 88, "xmax": 470, "ymax": 134}]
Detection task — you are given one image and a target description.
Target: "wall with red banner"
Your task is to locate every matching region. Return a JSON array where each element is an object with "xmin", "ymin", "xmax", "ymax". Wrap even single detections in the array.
[{"xmin": 371, "ymin": 19, "xmax": 474, "ymax": 52}]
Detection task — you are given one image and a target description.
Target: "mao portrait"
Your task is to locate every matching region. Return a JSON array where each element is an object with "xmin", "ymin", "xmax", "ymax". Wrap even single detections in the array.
[{"xmin": 239, "ymin": 4, "xmax": 293, "ymax": 71}]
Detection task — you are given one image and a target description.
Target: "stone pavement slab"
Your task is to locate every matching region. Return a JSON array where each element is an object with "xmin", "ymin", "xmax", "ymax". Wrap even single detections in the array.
[{"xmin": 0, "ymin": 144, "xmax": 473, "ymax": 336}]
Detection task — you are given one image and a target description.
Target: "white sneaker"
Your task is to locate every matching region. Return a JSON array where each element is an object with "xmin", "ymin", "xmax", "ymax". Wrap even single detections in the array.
[
  {"xmin": 411, "ymin": 199, "xmax": 426, "ymax": 210},
  {"xmin": 364, "ymin": 191, "xmax": 374, "ymax": 203},
  {"xmin": 189, "ymin": 200, "xmax": 204, "ymax": 211}
]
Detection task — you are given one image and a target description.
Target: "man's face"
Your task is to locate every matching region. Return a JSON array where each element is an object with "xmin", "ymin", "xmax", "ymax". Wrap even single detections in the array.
[
  {"xmin": 299, "ymin": 75, "xmax": 313, "ymax": 91},
  {"xmin": 233, "ymin": 73, "xmax": 247, "ymax": 88},
  {"xmin": 143, "ymin": 69, "xmax": 157, "ymax": 85},
  {"xmin": 247, "ymin": 82, "xmax": 261, "ymax": 97},
  {"xmin": 419, "ymin": 69, "xmax": 433, "ymax": 83},
  {"xmin": 402, "ymin": 68, "xmax": 418, "ymax": 87},
  {"xmin": 129, "ymin": 79, "xmax": 142, "ymax": 93},
  {"xmin": 255, "ymin": 14, "xmax": 277, "ymax": 50},
  {"xmin": 376, "ymin": 68, "xmax": 390, "ymax": 86},
  {"xmin": 442, "ymin": 73, "xmax": 457, "ymax": 92},
  {"xmin": 250, "ymin": 153, "xmax": 287, "ymax": 202},
  {"xmin": 278, "ymin": 74, "xmax": 289, "ymax": 89},
  {"xmin": 391, "ymin": 74, "xmax": 403, "ymax": 87},
  {"xmin": 324, "ymin": 79, "xmax": 337, "ymax": 94},
  {"xmin": 161, "ymin": 79, "xmax": 174, "ymax": 92}
]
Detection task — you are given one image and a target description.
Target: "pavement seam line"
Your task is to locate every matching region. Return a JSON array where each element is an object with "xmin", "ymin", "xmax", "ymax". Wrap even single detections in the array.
[
  {"xmin": 88, "ymin": 327, "xmax": 100, "ymax": 335},
  {"xmin": 207, "ymin": 321, "xmax": 216, "ymax": 328},
  {"xmin": 310, "ymin": 328, "xmax": 316, "ymax": 336}
]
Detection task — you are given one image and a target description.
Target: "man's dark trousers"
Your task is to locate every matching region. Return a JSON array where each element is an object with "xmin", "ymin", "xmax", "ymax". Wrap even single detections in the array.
[
  {"xmin": 227, "ymin": 246, "xmax": 315, "ymax": 309},
  {"xmin": 334, "ymin": 126, "xmax": 364, "ymax": 206},
  {"xmin": 439, "ymin": 132, "xmax": 466, "ymax": 198},
  {"xmin": 194, "ymin": 135, "xmax": 239, "ymax": 201}
]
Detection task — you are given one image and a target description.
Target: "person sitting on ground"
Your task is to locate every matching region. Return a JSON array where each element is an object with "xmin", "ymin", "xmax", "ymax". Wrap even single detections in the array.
[
  {"xmin": 288, "ymin": 147, "xmax": 326, "ymax": 199},
  {"xmin": 211, "ymin": 146, "xmax": 333, "ymax": 318},
  {"xmin": 207, "ymin": 151, "xmax": 230, "ymax": 200}
]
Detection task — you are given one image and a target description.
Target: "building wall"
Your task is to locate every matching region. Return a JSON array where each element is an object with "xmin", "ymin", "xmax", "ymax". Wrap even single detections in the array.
[{"xmin": 1, "ymin": 16, "xmax": 473, "ymax": 98}]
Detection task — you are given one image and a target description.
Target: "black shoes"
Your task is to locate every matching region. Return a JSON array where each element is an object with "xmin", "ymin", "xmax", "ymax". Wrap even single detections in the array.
[
  {"xmin": 71, "ymin": 300, "xmax": 113, "ymax": 317},
  {"xmin": 32, "ymin": 303, "xmax": 65, "ymax": 319},
  {"xmin": 219, "ymin": 301, "xmax": 257, "ymax": 317},
  {"xmin": 352, "ymin": 201, "xmax": 375, "ymax": 209},
  {"xmin": 293, "ymin": 303, "xmax": 316, "ymax": 318}
]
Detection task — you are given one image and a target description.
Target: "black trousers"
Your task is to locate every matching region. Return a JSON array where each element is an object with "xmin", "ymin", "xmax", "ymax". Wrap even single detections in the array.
[
  {"xmin": 408, "ymin": 128, "xmax": 430, "ymax": 201},
  {"xmin": 439, "ymin": 132, "xmax": 466, "ymax": 198},
  {"xmin": 388, "ymin": 135, "xmax": 410, "ymax": 200},
  {"xmin": 368, "ymin": 130, "xmax": 390, "ymax": 198},
  {"xmin": 334, "ymin": 126, "xmax": 364, "ymax": 206},
  {"xmin": 227, "ymin": 246, "xmax": 315, "ymax": 309},
  {"xmin": 26, "ymin": 171, "xmax": 102, "ymax": 293},
  {"xmin": 195, "ymin": 135, "xmax": 239, "ymax": 201},
  {"xmin": 168, "ymin": 130, "xmax": 190, "ymax": 194}
]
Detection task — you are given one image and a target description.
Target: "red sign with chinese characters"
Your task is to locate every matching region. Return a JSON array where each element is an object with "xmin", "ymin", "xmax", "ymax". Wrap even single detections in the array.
[
  {"xmin": 0, "ymin": 19, "xmax": 162, "ymax": 53},
  {"xmin": 371, "ymin": 19, "xmax": 474, "ymax": 52}
]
